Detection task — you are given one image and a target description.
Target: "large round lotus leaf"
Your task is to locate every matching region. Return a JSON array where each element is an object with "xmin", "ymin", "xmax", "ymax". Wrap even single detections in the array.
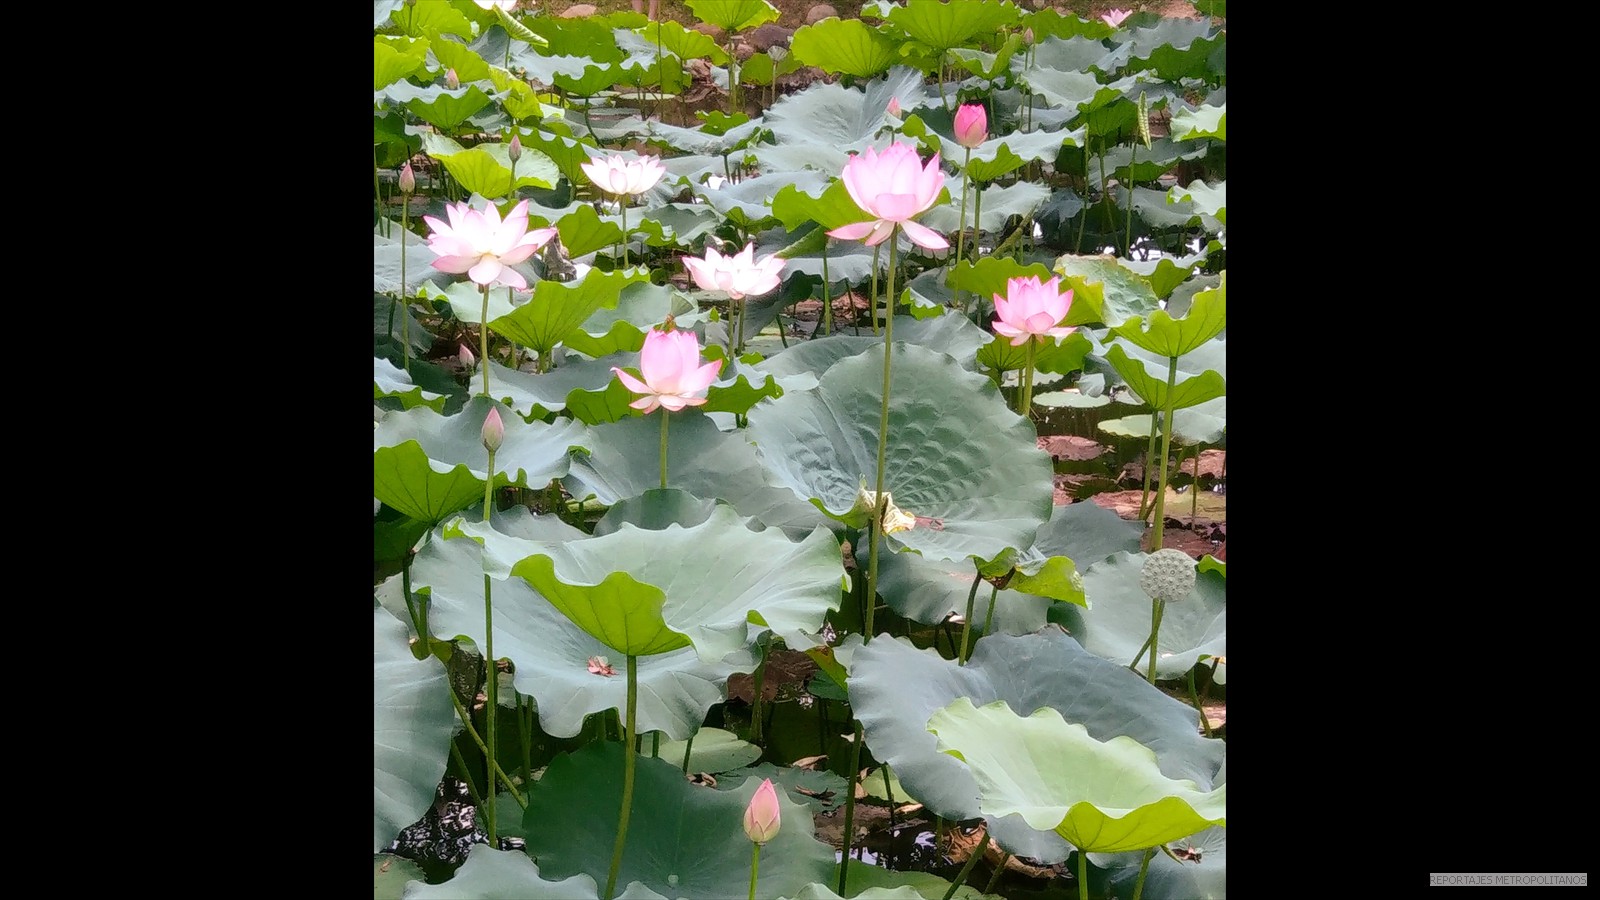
[
  {"xmin": 871, "ymin": 536, "xmax": 1052, "ymax": 635},
  {"xmin": 713, "ymin": 761, "xmax": 849, "ymax": 814},
  {"xmin": 563, "ymin": 413, "xmax": 832, "ymax": 540},
  {"xmin": 400, "ymin": 845, "xmax": 659, "ymax": 900},
  {"xmin": 1056, "ymin": 552, "xmax": 1224, "ymax": 680},
  {"xmin": 494, "ymin": 504, "xmax": 844, "ymax": 662},
  {"xmin": 790, "ymin": 17, "xmax": 899, "ymax": 78},
  {"xmin": 928, "ymin": 698, "xmax": 1225, "ymax": 853},
  {"xmin": 1032, "ymin": 501, "xmax": 1145, "ymax": 571},
  {"xmin": 749, "ymin": 343, "xmax": 1052, "ymax": 563},
  {"xmin": 1052, "ymin": 255, "xmax": 1162, "ymax": 328},
  {"xmin": 490, "ymin": 269, "xmax": 652, "ymax": 354},
  {"xmin": 373, "ymin": 397, "xmax": 590, "ymax": 520},
  {"xmin": 1103, "ymin": 344, "xmax": 1224, "ymax": 412},
  {"xmin": 524, "ymin": 742, "xmax": 835, "ymax": 898},
  {"xmin": 414, "ymin": 512, "xmax": 744, "ymax": 740},
  {"xmin": 1109, "ymin": 277, "xmax": 1224, "ymax": 359},
  {"xmin": 885, "ymin": 0, "xmax": 1020, "ymax": 53},
  {"xmin": 754, "ymin": 314, "xmax": 989, "ymax": 383},
  {"xmin": 850, "ymin": 630, "xmax": 1224, "ymax": 863},
  {"xmin": 593, "ymin": 488, "xmax": 724, "ymax": 536},
  {"xmin": 782, "ymin": 885, "xmax": 925, "ymax": 900},
  {"xmin": 686, "ymin": 0, "xmax": 779, "ymax": 32},
  {"xmin": 820, "ymin": 862, "xmax": 994, "ymax": 900},
  {"xmin": 656, "ymin": 726, "xmax": 762, "ymax": 774},
  {"xmin": 374, "ymin": 608, "xmax": 454, "ymax": 853},
  {"xmin": 376, "ymin": 357, "xmax": 448, "ymax": 412},
  {"xmin": 480, "ymin": 354, "xmax": 631, "ymax": 419}
]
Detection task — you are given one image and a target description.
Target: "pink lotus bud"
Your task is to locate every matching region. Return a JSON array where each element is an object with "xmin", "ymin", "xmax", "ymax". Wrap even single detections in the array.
[
  {"xmin": 1022, "ymin": 27, "xmax": 1034, "ymax": 45},
  {"xmin": 886, "ymin": 96, "xmax": 901, "ymax": 117},
  {"xmin": 1101, "ymin": 9, "xmax": 1132, "ymax": 27},
  {"xmin": 481, "ymin": 407, "xmax": 504, "ymax": 453},
  {"xmin": 954, "ymin": 104, "xmax": 988, "ymax": 149},
  {"xmin": 459, "ymin": 343, "xmax": 475, "ymax": 367},
  {"xmin": 743, "ymin": 778, "xmax": 781, "ymax": 844},
  {"xmin": 508, "ymin": 134, "xmax": 523, "ymax": 164},
  {"xmin": 446, "ymin": 68, "xmax": 460, "ymax": 90},
  {"xmin": 399, "ymin": 161, "xmax": 416, "ymax": 194}
]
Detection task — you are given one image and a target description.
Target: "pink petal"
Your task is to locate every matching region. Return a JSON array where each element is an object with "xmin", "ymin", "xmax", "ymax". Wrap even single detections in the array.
[
  {"xmin": 612, "ymin": 367, "xmax": 652, "ymax": 394},
  {"xmin": 827, "ymin": 221, "xmax": 878, "ymax": 241},
  {"xmin": 629, "ymin": 396, "xmax": 661, "ymax": 413},
  {"xmin": 900, "ymin": 220, "xmax": 949, "ymax": 250},
  {"xmin": 861, "ymin": 219, "xmax": 897, "ymax": 246}
]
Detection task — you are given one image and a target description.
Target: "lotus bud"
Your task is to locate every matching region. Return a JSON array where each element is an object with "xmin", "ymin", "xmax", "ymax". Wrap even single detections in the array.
[
  {"xmin": 886, "ymin": 96, "xmax": 901, "ymax": 118},
  {"xmin": 508, "ymin": 134, "xmax": 523, "ymax": 164},
  {"xmin": 953, "ymin": 103, "xmax": 988, "ymax": 149},
  {"xmin": 481, "ymin": 406, "xmax": 504, "ymax": 453},
  {"xmin": 446, "ymin": 68, "xmax": 460, "ymax": 90},
  {"xmin": 1022, "ymin": 27, "xmax": 1034, "ymax": 45},
  {"xmin": 459, "ymin": 343, "xmax": 475, "ymax": 368},
  {"xmin": 743, "ymin": 778, "xmax": 782, "ymax": 844},
  {"xmin": 399, "ymin": 161, "xmax": 416, "ymax": 195},
  {"xmin": 1139, "ymin": 548, "xmax": 1196, "ymax": 602}
]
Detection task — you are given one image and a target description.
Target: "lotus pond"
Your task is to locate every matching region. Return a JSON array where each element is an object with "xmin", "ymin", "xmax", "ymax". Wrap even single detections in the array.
[{"xmin": 374, "ymin": 2, "xmax": 1226, "ymax": 898}]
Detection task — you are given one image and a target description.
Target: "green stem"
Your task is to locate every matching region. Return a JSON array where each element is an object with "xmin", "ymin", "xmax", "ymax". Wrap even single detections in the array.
[
  {"xmin": 1149, "ymin": 355, "xmax": 1180, "ymax": 549},
  {"xmin": 821, "ymin": 244, "xmax": 832, "ymax": 336},
  {"xmin": 1146, "ymin": 599, "xmax": 1165, "ymax": 684},
  {"xmin": 449, "ymin": 740, "xmax": 484, "ymax": 808},
  {"xmin": 868, "ymin": 244, "xmax": 881, "ymax": 335},
  {"xmin": 956, "ymin": 149, "xmax": 971, "ymax": 315},
  {"xmin": 521, "ymin": 698, "xmax": 534, "ymax": 784},
  {"xmin": 749, "ymin": 641, "xmax": 767, "ymax": 743},
  {"xmin": 479, "ymin": 284, "xmax": 492, "ymax": 399},
  {"xmin": 1098, "ymin": 146, "xmax": 1117, "ymax": 255},
  {"xmin": 936, "ymin": 52, "xmax": 949, "ymax": 109},
  {"xmin": 864, "ymin": 226, "xmax": 898, "ymax": 644},
  {"xmin": 736, "ymin": 297, "xmax": 747, "ymax": 355},
  {"xmin": 400, "ymin": 196, "xmax": 411, "ymax": 374},
  {"xmin": 881, "ymin": 764, "xmax": 895, "ymax": 835},
  {"xmin": 836, "ymin": 720, "xmax": 865, "ymax": 895},
  {"xmin": 980, "ymin": 582, "xmax": 998, "ymax": 646},
  {"xmin": 1019, "ymin": 338, "xmax": 1037, "ymax": 418},
  {"xmin": 446, "ymin": 689, "xmax": 527, "ymax": 807},
  {"xmin": 1128, "ymin": 632, "xmax": 1152, "ymax": 672},
  {"xmin": 681, "ymin": 731, "xmax": 695, "ymax": 774},
  {"xmin": 1192, "ymin": 445, "xmax": 1201, "ymax": 520},
  {"xmin": 1137, "ymin": 421, "xmax": 1159, "ymax": 521},
  {"xmin": 970, "ymin": 183, "xmax": 983, "ymax": 265},
  {"xmin": 620, "ymin": 200, "xmax": 629, "ymax": 270},
  {"xmin": 659, "ymin": 410, "xmax": 670, "ymax": 489},
  {"xmin": 748, "ymin": 842, "xmax": 761, "ymax": 900},
  {"xmin": 1131, "ymin": 846, "xmax": 1156, "ymax": 900},
  {"xmin": 1125, "ymin": 141, "xmax": 1138, "ymax": 256},
  {"xmin": 374, "ymin": 151, "xmax": 386, "ymax": 238},
  {"xmin": 603, "ymin": 655, "xmax": 639, "ymax": 900},
  {"xmin": 1078, "ymin": 847, "xmax": 1088, "ymax": 900},
  {"xmin": 958, "ymin": 565, "xmax": 981, "ymax": 665},
  {"xmin": 483, "ymin": 570, "xmax": 498, "ymax": 845},
  {"xmin": 942, "ymin": 830, "xmax": 990, "ymax": 900},
  {"xmin": 401, "ymin": 552, "xmax": 428, "ymax": 658},
  {"xmin": 1188, "ymin": 665, "xmax": 1212, "ymax": 737},
  {"xmin": 985, "ymin": 852, "xmax": 1010, "ymax": 895}
]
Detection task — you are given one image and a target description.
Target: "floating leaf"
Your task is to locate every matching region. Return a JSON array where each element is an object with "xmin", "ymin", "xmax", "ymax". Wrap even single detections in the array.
[{"xmin": 374, "ymin": 608, "xmax": 453, "ymax": 853}]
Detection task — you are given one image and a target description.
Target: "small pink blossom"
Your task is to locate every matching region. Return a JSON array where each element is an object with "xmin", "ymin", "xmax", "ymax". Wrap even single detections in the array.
[
  {"xmin": 992, "ymin": 275, "xmax": 1075, "ymax": 346},
  {"xmin": 581, "ymin": 154, "xmax": 667, "ymax": 197},
  {"xmin": 611, "ymin": 326, "xmax": 723, "ymax": 414},
  {"xmin": 507, "ymin": 133, "xmax": 523, "ymax": 164},
  {"xmin": 459, "ymin": 343, "xmax": 475, "ymax": 368},
  {"xmin": 422, "ymin": 199, "xmax": 558, "ymax": 290},
  {"xmin": 399, "ymin": 161, "xmax": 416, "ymax": 194},
  {"xmin": 743, "ymin": 778, "xmax": 782, "ymax": 844},
  {"xmin": 587, "ymin": 655, "xmax": 616, "ymax": 676},
  {"xmin": 481, "ymin": 407, "xmax": 504, "ymax": 453},
  {"xmin": 826, "ymin": 143, "xmax": 949, "ymax": 251},
  {"xmin": 953, "ymin": 103, "xmax": 987, "ymax": 149},
  {"xmin": 886, "ymin": 96, "xmax": 902, "ymax": 118},
  {"xmin": 1101, "ymin": 8, "xmax": 1132, "ymax": 27},
  {"xmin": 445, "ymin": 68, "xmax": 460, "ymax": 90},
  {"xmin": 683, "ymin": 244, "xmax": 785, "ymax": 300}
]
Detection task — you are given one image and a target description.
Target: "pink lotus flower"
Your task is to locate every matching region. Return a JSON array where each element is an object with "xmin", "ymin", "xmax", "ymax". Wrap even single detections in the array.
[
  {"xmin": 507, "ymin": 133, "xmax": 523, "ymax": 164},
  {"xmin": 992, "ymin": 275, "xmax": 1075, "ymax": 346},
  {"xmin": 481, "ymin": 407, "xmax": 504, "ymax": 453},
  {"xmin": 743, "ymin": 778, "xmax": 782, "ymax": 844},
  {"xmin": 445, "ymin": 68, "xmax": 460, "ymax": 90},
  {"xmin": 611, "ymin": 326, "xmax": 723, "ymax": 414},
  {"xmin": 683, "ymin": 244, "xmax": 785, "ymax": 300},
  {"xmin": 886, "ymin": 96, "xmax": 902, "ymax": 118},
  {"xmin": 581, "ymin": 154, "xmax": 667, "ymax": 198},
  {"xmin": 398, "ymin": 161, "xmax": 416, "ymax": 194},
  {"xmin": 954, "ymin": 103, "xmax": 987, "ymax": 149},
  {"xmin": 459, "ymin": 343, "xmax": 475, "ymax": 367},
  {"xmin": 422, "ymin": 199, "xmax": 558, "ymax": 290},
  {"xmin": 1101, "ymin": 8, "xmax": 1132, "ymax": 27},
  {"xmin": 826, "ymin": 143, "xmax": 949, "ymax": 251}
]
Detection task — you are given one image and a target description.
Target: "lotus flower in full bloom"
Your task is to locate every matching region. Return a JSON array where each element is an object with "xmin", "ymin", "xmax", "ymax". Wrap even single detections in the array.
[
  {"xmin": 581, "ymin": 154, "xmax": 667, "ymax": 198},
  {"xmin": 827, "ymin": 143, "xmax": 949, "ymax": 251},
  {"xmin": 992, "ymin": 275, "xmax": 1075, "ymax": 346},
  {"xmin": 683, "ymin": 244, "xmax": 785, "ymax": 300},
  {"xmin": 743, "ymin": 778, "xmax": 782, "ymax": 844},
  {"xmin": 422, "ymin": 199, "xmax": 558, "ymax": 290},
  {"xmin": 611, "ymin": 325, "xmax": 723, "ymax": 414},
  {"xmin": 953, "ymin": 103, "xmax": 987, "ymax": 149},
  {"xmin": 1101, "ymin": 8, "xmax": 1132, "ymax": 27}
]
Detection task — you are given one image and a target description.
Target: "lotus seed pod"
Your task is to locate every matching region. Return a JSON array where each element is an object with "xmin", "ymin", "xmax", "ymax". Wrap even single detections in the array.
[{"xmin": 1139, "ymin": 548, "xmax": 1196, "ymax": 602}]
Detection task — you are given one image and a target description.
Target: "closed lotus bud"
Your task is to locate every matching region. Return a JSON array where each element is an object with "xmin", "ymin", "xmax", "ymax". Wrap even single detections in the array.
[
  {"xmin": 886, "ymin": 96, "xmax": 901, "ymax": 118},
  {"xmin": 954, "ymin": 103, "xmax": 988, "ymax": 149},
  {"xmin": 508, "ymin": 134, "xmax": 523, "ymax": 164},
  {"xmin": 743, "ymin": 778, "xmax": 781, "ymax": 844},
  {"xmin": 1022, "ymin": 27, "xmax": 1034, "ymax": 45},
  {"xmin": 446, "ymin": 68, "xmax": 460, "ymax": 90},
  {"xmin": 1139, "ymin": 548, "xmax": 1196, "ymax": 602},
  {"xmin": 399, "ymin": 161, "xmax": 415, "ymax": 195},
  {"xmin": 459, "ymin": 343, "xmax": 475, "ymax": 367},
  {"xmin": 481, "ymin": 406, "xmax": 504, "ymax": 453}
]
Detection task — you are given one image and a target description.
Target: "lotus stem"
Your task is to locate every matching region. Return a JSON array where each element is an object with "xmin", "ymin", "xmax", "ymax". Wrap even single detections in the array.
[
  {"xmin": 1188, "ymin": 665, "xmax": 1212, "ymax": 737},
  {"xmin": 881, "ymin": 764, "xmax": 896, "ymax": 835},
  {"xmin": 956, "ymin": 148, "xmax": 971, "ymax": 315},
  {"xmin": 821, "ymin": 243, "xmax": 832, "ymax": 336},
  {"xmin": 1125, "ymin": 141, "xmax": 1137, "ymax": 256},
  {"xmin": 868, "ymin": 244, "xmax": 881, "ymax": 335},
  {"xmin": 1098, "ymin": 145, "xmax": 1117, "ymax": 255},
  {"xmin": 521, "ymin": 698, "xmax": 534, "ymax": 784},
  {"xmin": 1137, "ymin": 421, "xmax": 1159, "ymax": 521},
  {"xmin": 836, "ymin": 720, "xmax": 865, "ymax": 895},
  {"xmin": 681, "ymin": 731, "xmax": 695, "ymax": 774},
  {"xmin": 736, "ymin": 297, "xmax": 747, "ymax": 355},
  {"xmin": 1149, "ymin": 355, "xmax": 1180, "ymax": 549},
  {"xmin": 749, "ymin": 641, "xmax": 767, "ymax": 743},
  {"xmin": 374, "ymin": 150, "xmax": 386, "ymax": 238},
  {"xmin": 446, "ymin": 688, "xmax": 527, "ymax": 808},
  {"xmin": 970, "ymin": 183, "xmax": 983, "ymax": 264},
  {"xmin": 1128, "ymin": 633, "xmax": 1152, "ymax": 673},
  {"xmin": 620, "ymin": 199, "xmax": 629, "ymax": 270},
  {"xmin": 980, "ymin": 581, "xmax": 998, "ymax": 644},
  {"xmin": 402, "ymin": 552, "xmax": 428, "ymax": 659},
  {"xmin": 1019, "ymin": 338, "xmax": 1037, "ymax": 418},
  {"xmin": 1192, "ymin": 446, "xmax": 1202, "ymax": 520},
  {"xmin": 942, "ymin": 829, "xmax": 989, "ymax": 900},
  {"xmin": 449, "ymin": 741, "xmax": 484, "ymax": 808},
  {"xmin": 603, "ymin": 655, "xmax": 639, "ymax": 900},
  {"xmin": 651, "ymin": 732, "xmax": 659, "ymax": 757},
  {"xmin": 400, "ymin": 192, "xmax": 411, "ymax": 374},
  {"xmin": 483, "ymin": 569, "xmax": 498, "ymax": 844},
  {"xmin": 985, "ymin": 852, "xmax": 1010, "ymax": 894},
  {"xmin": 659, "ymin": 410, "xmax": 670, "ymax": 489},
  {"xmin": 1131, "ymin": 846, "xmax": 1156, "ymax": 900},
  {"xmin": 1146, "ymin": 598, "xmax": 1165, "ymax": 684},
  {"xmin": 479, "ymin": 284, "xmax": 492, "ymax": 398},
  {"xmin": 748, "ymin": 842, "xmax": 761, "ymax": 900},
  {"xmin": 1077, "ymin": 847, "xmax": 1088, "ymax": 900},
  {"xmin": 958, "ymin": 564, "xmax": 981, "ymax": 665}
]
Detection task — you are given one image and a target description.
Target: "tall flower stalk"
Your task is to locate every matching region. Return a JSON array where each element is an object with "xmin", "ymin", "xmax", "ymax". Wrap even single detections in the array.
[
  {"xmin": 602, "ymin": 655, "xmax": 640, "ymax": 900},
  {"xmin": 480, "ymin": 406, "xmax": 504, "ymax": 843},
  {"xmin": 398, "ymin": 162, "xmax": 415, "ymax": 373}
]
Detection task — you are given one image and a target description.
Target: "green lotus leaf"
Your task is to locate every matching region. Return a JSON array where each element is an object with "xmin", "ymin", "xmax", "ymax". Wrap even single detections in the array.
[
  {"xmin": 791, "ymin": 17, "xmax": 900, "ymax": 78},
  {"xmin": 928, "ymin": 697, "xmax": 1225, "ymax": 852},
  {"xmin": 1171, "ymin": 103, "xmax": 1225, "ymax": 142},
  {"xmin": 749, "ymin": 343, "xmax": 1050, "ymax": 563},
  {"xmin": 1021, "ymin": 66, "xmax": 1105, "ymax": 110},
  {"xmin": 771, "ymin": 180, "xmax": 868, "ymax": 232},
  {"xmin": 555, "ymin": 62, "xmax": 624, "ymax": 98},
  {"xmin": 975, "ymin": 332, "xmax": 1092, "ymax": 377},
  {"xmin": 401, "ymin": 845, "xmax": 648, "ymax": 899},
  {"xmin": 1096, "ymin": 411, "xmax": 1221, "ymax": 446},
  {"xmin": 636, "ymin": 203, "xmax": 722, "ymax": 247},
  {"xmin": 376, "ymin": 854, "xmax": 424, "ymax": 900},
  {"xmin": 520, "ymin": 18, "xmax": 625, "ymax": 63},
  {"xmin": 389, "ymin": 0, "xmax": 473, "ymax": 39},
  {"xmin": 921, "ymin": 180, "xmax": 1048, "ymax": 236},
  {"xmin": 1052, "ymin": 255, "xmax": 1161, "ymax": 327},
  {"xmin": 372, "ymin": 442, "xmax": 487, "ymax": 524},
  {"xmin": 374, "ymin": 608, "xmax": 453, "ymax": 853},
  {"xmin": 490, "ymin": 5, "xmax": 550, "ymax": 50},
  {"xmin": 430, "ymin": 35, "xmax": 491, "ymax": 83},
  {"xmin": 412, "ymin": 514, "xmax": 741, "ymax": 738},
  {"xmin": 1169, "ymin": 179, "xmax": 1225, "ymax": 224},
  {"xmin": 1053, "ymin": 551, "xmax": 1224, "ymax": 681},
  {"xmin": 569, "ymin": 282, "xmax": 699, "ymax": 356},
  {"xmin": 426, "ymin": 277, "xmax": 520, "ymax": 325},
  {"xmin": 478, "ymin": 354, "xmax": 627, "ymax": 418},
  {"xmin": 873, "ymin": 541, "xmax": 1053, "ymax": 634},
  {"xmin": 687, "ymin": 0, "xmax": 780, "ymax": 32},
  {"xmin": 591, "ymin": 487, "xmax": 719, "ymax": 537},
  {"xmin": 715, "ymin": 762, "xmax": 849, "ymax": 813},
  {"xmin": 565, "ymin": 378, "xmax": 640, "ymax": 425},
  {"xmin": 962, "ymin": 127, "xmax": 1083, "ymax": 182},
  {"xmin": 1109, "ymin": 277, "xmax": 1224, "ymax": 358},
  {"xmin": 374, "ymin": 231, "xmax": 451, "ymax": 295},
  {"xmin": 1092, "ymin": 138, "xmax": 1211, "ymax": 190},
  {"xmin": 1026, "ymin": 34, "xmax": 1125, "ymax": 78},
  {"xmin": 495, "ymin": 79, "xmax": 548, "ymax": 121},
  {"xmin": 375, "ymin": 357, "xmax": 447, "ymax": 412},
  {"xmin": 947, "ymin": 257, "xmax": 1054, "ymax": 301},
  {"xmin": 1123, "ymin": 186, "xmax": 1220, "ymax": 233},
  {"xmin": 1004, "ymin": 552, "xmax": 1085, "ymax": 605},
  {"xmin": 639, "ymin": 19, "xmax": 728, "ymax": 64},
  {"xmin": 550, "ymin": 203, "xmax": 625, "ymax": 258},
  {"xmin": 823, "ymin": 862, "xmax": 994, "ymax": 899},
  {"xmin": 949, "ymin": 33, "xmax": 1022, "ymax": 81},
  {"xmin": 373, "ymin": 397, "xmax": 589, "ymax": 511},
  {"xmin": 524, "ymin": 742, "xmax": 835, "ymax": 897},
  {"xmin": 1103, "ymin": 344, "xmax": 1224, "ymax": 411},
  {"xmin": 491, "ymin": 269, "xmax": 650, "ymax": 353},
  {"xmin": 1031, "ymin": 500, "xmax": 1144, "ymax": 571},
  {"xmin": 1115, "ymin": 249, "xmax": 1209, "ymax": 300},
  {"xmin": 375, "ymin": 36, "xmax": 430, "ymax": 90},
  {"xmin": 404, "ymin": 84, "xmax": 493, "ymax": 131},
  {"xmin": 656, "ymin": 726, "xmax": 762, "ymax": 774},
  {"xmin": 784, "ymin": 883, "xmax": 925, "ymax": 900},
  {"xmin": 421, "ymin": 137, "xmax": 558, "ymax": 198},
  {"xmin": 375, "ymin": 109, "xmax": 424, "ymax": 167},
  {"xmin": 702, "ymin": 369, "xmax": 785, "ymax": 415},
  {"xmin": 1023, "ymin": 8, "xmax": 1110, "ymax": 41},
  {"xmin": 1125, "ymin": 19, "xmax": 1224, "ymax": 82},
  {"xmin": 506, "ymin": 504, "xmax": 845, "ymax": 661},
  {"xmin": 510, "ymin": 127, "xmax": 597, "ymax": 184},
  {"xmin": 1096, "ymin": 825, "xmax": 1226, "ymax": 900},
  {"xmin": 1198, "ymin": 555, "xmax": 1224, "ymax": 578},
  {"xmin": 850, "ymin": 630, "xmax": 1224, "ymax": 862},
  {"xmin": 886, "ymin": 0, "xmax": 1020, "ymax": 54}
]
